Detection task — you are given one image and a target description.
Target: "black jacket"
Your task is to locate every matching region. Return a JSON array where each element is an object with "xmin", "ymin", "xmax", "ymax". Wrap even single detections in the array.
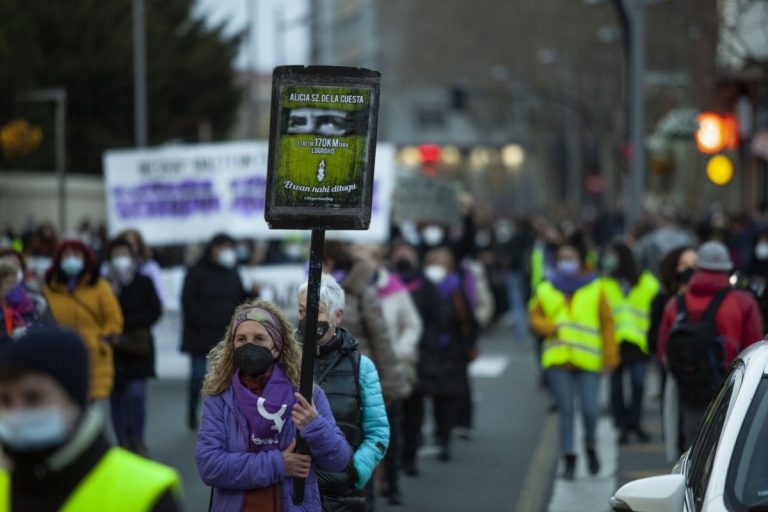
[
  {"xmin": 113, "ymin": 273, "xmax": 162, "ymax": 382},
  {"xmin": 398, "ymin": 269, "xmax": 466, "ymax": 396},
  {"xmin": 315, "ymin": 328, "xmax": 365, "ymax": 511},
  {"xmin": 180, "ymin": 259, "xmax": 248, "ymax": 355}
]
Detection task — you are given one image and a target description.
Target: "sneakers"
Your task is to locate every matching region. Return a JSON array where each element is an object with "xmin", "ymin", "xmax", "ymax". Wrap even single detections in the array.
[
  {"xmin": 562, "ymin": 454, "xmax": 577, "ymax": 480},
  {"xmin": 586, "ymin": 448, "xmax": 600, "ymax": 475},
  {"xmin": 619, "ymin": 428, "xmax": 630, "ymax": 445},
  {"xmin": 403, "ymin": 460, "xmax": 419, "ymax": 477},
  {"xmin": 633, "ymin": 427, "xmax": 651, "ymax": 443}
]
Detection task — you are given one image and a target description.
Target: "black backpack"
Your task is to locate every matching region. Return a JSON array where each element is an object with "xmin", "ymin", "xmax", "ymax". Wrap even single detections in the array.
[{"xmin": 665, "ymin": 288, "xmax": 731, "ymax": 406}]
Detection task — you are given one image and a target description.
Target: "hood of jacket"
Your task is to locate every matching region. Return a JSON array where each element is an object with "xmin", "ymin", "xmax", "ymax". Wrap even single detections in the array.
[
  {"xmin": 688, "ymin": 270, "xmax": 731, "ymax": 297},
  {"xmin": 340, "ymin": 258, "xmax": 375, "ymax": 296}
]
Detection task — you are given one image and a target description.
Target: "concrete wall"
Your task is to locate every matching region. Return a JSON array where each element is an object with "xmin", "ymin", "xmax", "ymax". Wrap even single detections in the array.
[{"xmin": 0, "ymin": 171, "xmax": 106, "ymax": 233}]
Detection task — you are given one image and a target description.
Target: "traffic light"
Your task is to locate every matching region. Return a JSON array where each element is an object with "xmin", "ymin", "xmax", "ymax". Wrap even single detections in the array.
[
  {"xmin": 695, "ymin": 112, "xmax": 737, "ymax": 154},
  {"xmin": 706, "ymin": 154, "xmax": 734, "ymax": 186}
]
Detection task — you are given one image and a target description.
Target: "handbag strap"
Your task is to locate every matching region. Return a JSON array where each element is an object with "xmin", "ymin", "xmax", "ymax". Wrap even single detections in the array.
[{"xmin": 69, "ymin": 292, "xmax": 102, "ymax": 326}]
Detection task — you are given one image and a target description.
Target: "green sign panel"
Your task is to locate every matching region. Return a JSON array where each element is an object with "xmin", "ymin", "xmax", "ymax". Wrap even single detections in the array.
[{"xmin": 265, "ymin": 66, "xmax": 381, "ymax": 230}]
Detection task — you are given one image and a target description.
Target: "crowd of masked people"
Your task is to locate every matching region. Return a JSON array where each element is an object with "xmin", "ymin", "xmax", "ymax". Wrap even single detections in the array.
[
  {"xmin": 3, "ymin": 201, "xmax": 768, "ymax": 510},
  {"xmin": 523, "ymin": 209, "xmax": 767, "ymax": 481},
  {"xmin": 0, "ymin": 197, "xmax": 490, "ymax": 511}
]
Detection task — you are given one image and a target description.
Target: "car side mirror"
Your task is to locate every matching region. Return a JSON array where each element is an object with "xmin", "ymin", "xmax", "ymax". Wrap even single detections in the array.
[{"xmin": 610, "ymin": 474, "xmax": 685, "ymax": 512}]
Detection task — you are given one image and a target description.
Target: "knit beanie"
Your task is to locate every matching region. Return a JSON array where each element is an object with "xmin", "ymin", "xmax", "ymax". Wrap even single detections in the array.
[{"xmin": 0, "ymin": 327, "xmax": 89, "ymax": 409}]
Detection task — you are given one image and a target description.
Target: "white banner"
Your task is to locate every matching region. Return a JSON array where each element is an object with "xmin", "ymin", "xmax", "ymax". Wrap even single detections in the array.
[
  {"xmin": 103, "ymin": 141, "xmax": 394, "ymax": 246},
  {"xmin": 154, "ymin": 264, "xmax": 307, "ymax": 378}
]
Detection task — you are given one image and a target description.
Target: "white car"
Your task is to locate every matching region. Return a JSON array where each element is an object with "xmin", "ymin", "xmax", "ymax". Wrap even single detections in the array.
[{"xmin": 611, "ymin": 340, "xmax": 768, "ymax": 512}]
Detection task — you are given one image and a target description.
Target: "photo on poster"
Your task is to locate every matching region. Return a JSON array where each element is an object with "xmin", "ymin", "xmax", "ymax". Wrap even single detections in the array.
[{"xmin": 265, "ymin": 66, "xmax": 381, "ymax": 231}]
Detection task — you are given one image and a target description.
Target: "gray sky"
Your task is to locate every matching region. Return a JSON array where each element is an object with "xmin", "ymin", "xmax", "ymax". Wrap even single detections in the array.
[{"xmin": 195, "ymin": 0, "xmax": 310, "ymax": 71}]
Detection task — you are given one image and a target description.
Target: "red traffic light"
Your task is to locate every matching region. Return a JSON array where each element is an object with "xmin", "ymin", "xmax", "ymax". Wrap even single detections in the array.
[{"xmin": 695, "ymin": 112, "xmax": 737, "ymax": 154}]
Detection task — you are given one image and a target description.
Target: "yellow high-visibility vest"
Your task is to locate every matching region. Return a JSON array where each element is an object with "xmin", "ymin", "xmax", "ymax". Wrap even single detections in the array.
[
  {"xmin": 601, "ymin": 272, "xmax": 660, "ymax": 354},
  {"xmin": 530, "ymin": 245, "xmax": 545, "ymax": 291},
  {"xmin": 536, "ymin": 280, "xmax": 604, "ymax": 372},
  {"xmin": 0, "ymin": 447, "xmax": 181, "ymax": 512}
]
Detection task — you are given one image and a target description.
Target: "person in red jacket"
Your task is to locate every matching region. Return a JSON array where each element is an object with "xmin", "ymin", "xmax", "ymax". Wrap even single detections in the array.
[{"xmin": 658, "ymin": 240, "xmax": 763, "ymax": 446}]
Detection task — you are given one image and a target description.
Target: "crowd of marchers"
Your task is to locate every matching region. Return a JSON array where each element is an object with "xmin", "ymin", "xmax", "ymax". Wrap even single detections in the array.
[{"xmin": 3, "ymin": 200, "xmax": 768, "ymax": 509}]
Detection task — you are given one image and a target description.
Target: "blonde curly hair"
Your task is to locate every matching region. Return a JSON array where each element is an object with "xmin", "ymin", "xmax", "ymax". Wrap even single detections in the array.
[{"xmin": 202, "ymin": 299, "xmax": 302, "ymax": 396}]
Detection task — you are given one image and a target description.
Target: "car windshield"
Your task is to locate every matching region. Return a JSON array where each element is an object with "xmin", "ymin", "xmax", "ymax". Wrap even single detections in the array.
[{"xmin": 726, "ymin": 377, "xmax": 768, "ymax": 510}]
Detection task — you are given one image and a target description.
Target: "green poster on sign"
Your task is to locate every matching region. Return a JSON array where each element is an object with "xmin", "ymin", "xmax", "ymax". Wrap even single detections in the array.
[{"xmin": 265, "ymin": 66, "xmax": 380, "ymax": 230}]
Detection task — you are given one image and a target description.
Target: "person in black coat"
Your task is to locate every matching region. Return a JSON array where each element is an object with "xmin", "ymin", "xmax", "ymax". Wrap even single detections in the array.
[
  {"xmin": 390, "ymin": 242, "xmax": 465, "ymax": 469},
  {"xmin": 105, "ymin": 237, "xmax": 162, "ymax": 453},
  {"xmin": 180, "ymin": 233, "xmax": 251, "ymax": 430}
]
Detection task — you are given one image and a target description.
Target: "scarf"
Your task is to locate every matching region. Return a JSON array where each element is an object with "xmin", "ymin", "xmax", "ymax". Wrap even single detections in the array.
[
  {"xmin": 231, "ymin": 365, "xmax": 295, "ymax": 452},
  {"xmin": 438, "ymin": 272, "xmax": 461, "ymax": 298},
  {"xmin": 550, "ymin": 271, "xmax": 597, "ymax": 295},
  {"xmin": 5, "ymin": 285, "xmax": 34, "ymax": 316},
  {"xmin": 377, "ymin": 271, "xmax": 407, "ymax": 298}
]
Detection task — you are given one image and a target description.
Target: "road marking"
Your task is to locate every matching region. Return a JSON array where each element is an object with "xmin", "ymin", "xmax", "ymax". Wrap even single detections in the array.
[
  {"xmin": 468, "ymin": 355, "xmax": 510, "ymax": 378},
  {"xmin": 547, "ymin": 417, "xmax": 618, "ymax": 512},
  {"xmin": 515, "ymin": 414, "xmax": 559, "ymax": 512}
]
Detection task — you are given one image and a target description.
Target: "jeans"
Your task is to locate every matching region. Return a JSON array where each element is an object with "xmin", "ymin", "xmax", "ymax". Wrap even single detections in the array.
[
  {"xmin": 505, "ymin": 271, "xmax": 528, "ymax": 339},
  {"xmin": 188, "ymin": 354, "xmax": 208, "ymax": 414},
  {"xmin": 547, "ymin": 367, "xmax": 601, "ymax": 454},
  {"xmin": 111, "ymin": 378, "xmax": 147, "ymax": 446},
  {"xmin": 611, "ymin": 359, "xmax": 648, "ymax": 430}
]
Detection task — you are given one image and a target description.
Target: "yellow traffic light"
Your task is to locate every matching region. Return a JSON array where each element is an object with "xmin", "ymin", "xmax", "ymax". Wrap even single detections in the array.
[{"xmin": 706, "ymin": 154, "xmax": 734, "ymax": 186}]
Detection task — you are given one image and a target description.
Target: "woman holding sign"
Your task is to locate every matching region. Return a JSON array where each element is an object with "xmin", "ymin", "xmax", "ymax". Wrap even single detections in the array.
[{"xmin": 195, "ymin": 300, "xmax": 351, "ymax": 511}]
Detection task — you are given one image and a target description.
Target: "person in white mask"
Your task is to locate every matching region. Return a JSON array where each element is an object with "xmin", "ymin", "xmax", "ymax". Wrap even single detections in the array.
[
  {"xmin": 43, "ymin": 240, "xmax": 124, "ymax": 408},
  {"xmin": 0, "ymin": 326, "xmax": 183, "ymax": 511},
  {"xmin": 180, "ymin": 233, "xmax": 252, "ymax": 431},
  {"xmin": 105, "ymin": 237, "xmax": 162, "ymax": 454}
]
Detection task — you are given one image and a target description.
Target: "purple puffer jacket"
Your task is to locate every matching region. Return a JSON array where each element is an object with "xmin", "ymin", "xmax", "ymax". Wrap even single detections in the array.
[{"xmin": 195, "ymin": 380, "xmax": 351, "ymax": 511}]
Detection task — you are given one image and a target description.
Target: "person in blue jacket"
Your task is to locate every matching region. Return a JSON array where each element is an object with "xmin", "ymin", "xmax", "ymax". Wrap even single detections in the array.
[{"xmin": 298, "ymin": 274, "xmax": 390, "ymax": 512}]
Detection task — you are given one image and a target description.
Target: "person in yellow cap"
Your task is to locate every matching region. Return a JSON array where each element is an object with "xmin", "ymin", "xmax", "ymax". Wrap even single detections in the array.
[{"xmin": 0, "ymin": 326, "xmax": 183, "ymax": 511}]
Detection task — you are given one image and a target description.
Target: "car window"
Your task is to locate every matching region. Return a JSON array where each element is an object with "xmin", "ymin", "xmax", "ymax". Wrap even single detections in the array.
[
  {"xmin": 726, "ymin": 377, "xmax": 768, "ymax": 511},
  {"xmin": 687, "ymin": 365, "xmax": 744, "ymax": 511}
]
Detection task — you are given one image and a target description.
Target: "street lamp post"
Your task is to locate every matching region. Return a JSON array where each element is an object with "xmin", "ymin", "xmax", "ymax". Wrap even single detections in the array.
[
  {"xmin": 627, "ymin": 0, "xmax": 647, "ymax": 228},
  {"xmin": 132, "ymin": 0, "xmax": 148, "ymax": 147},
  {"xmin": 20, "ymin": 88, "xmax": 67, "ymax": 232}
]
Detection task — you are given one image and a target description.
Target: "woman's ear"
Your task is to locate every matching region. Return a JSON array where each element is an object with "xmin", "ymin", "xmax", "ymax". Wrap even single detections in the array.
[{"xmin": 334, "ymin": 309, "xmax": 344, "ymax": 326}]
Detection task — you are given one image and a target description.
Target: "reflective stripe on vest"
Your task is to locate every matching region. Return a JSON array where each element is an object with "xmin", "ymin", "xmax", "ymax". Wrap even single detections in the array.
[
  {"xmin": 536, "ymin": 280, "xmax": 603, "ymax": 372},
  {"xmin": 601, "ymin": 272, "xmax": 660, "ymax": 354},
  {"xmin": 530, "ymin": 246, "xmax": 545, "ymax": 290},
  {"xmin": 0, "ymin": 447, "xmax": 181, "ymax": 512}
]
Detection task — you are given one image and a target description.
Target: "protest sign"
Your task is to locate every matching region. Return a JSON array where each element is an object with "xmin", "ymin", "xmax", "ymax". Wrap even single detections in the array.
[
  {"xmin": 265, "ymin": 66, "xmax": 381, "ymax": 230},
  {"xmin": 392, "ymin": 174, "xmax": 461, "ymax": 226}
]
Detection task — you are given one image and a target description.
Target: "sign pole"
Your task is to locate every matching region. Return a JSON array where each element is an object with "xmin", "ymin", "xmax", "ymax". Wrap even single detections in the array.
[
  {"xmin": 292, "ymin": 228, "xmax": 325, "ymax": 504},
  {"xmin": 263, "ymin": 65, "xmax": 381, "ymax": 505}
]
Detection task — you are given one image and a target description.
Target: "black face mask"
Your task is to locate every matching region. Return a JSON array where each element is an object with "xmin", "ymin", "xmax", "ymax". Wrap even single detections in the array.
[
  {"xmin": 298, "ymin": 319, "xmax": 331, "ymax": 340},
  {"xmin": 234, "ymin": 344, "xmax": 275, "ymax": 377},
  {"xmin": 394, "ymin": 259, "xmax": 414, "ymax": 273},
  {"xmin": 677, "ymin": 267, "xmax": 695, "ymax": 285}
]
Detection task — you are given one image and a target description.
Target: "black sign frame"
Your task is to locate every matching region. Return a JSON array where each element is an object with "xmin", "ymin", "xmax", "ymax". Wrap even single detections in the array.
[{"xmin": 264, "ymin": 65, "xmax": 381, "ymax": 230}]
